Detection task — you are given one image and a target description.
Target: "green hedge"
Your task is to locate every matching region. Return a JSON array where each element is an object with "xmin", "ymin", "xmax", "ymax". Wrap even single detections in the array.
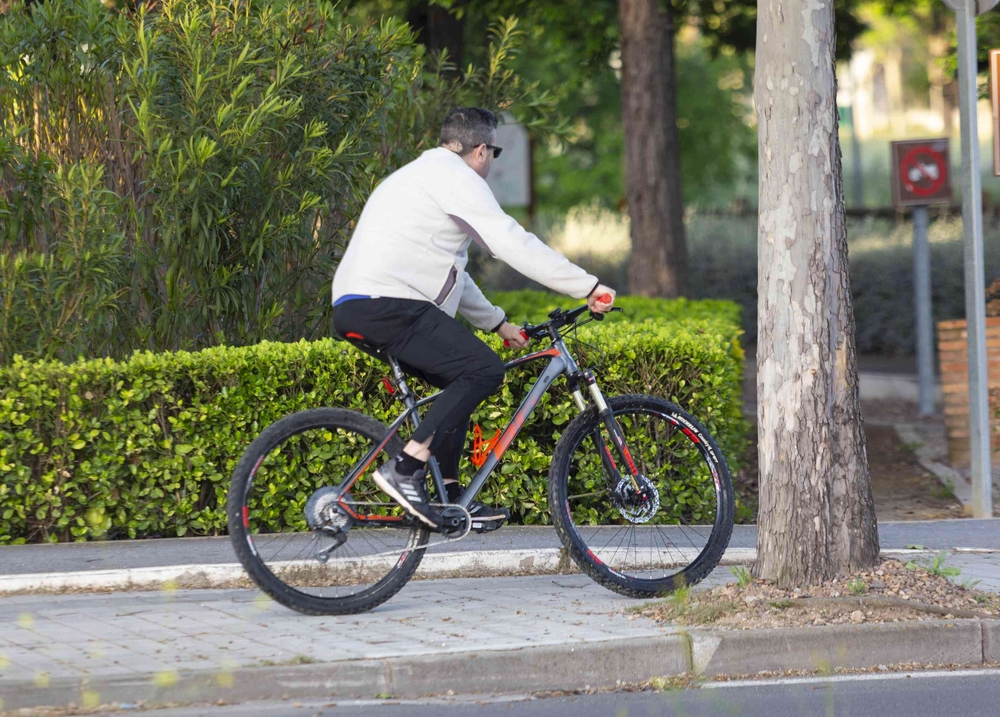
[
  {"xmin": 0, "ymin": 301, "xmax": 745, "ymax": 544},
  {"xmin": 488, "ymin": 290, "xmax": 743, "ymax": 328}
]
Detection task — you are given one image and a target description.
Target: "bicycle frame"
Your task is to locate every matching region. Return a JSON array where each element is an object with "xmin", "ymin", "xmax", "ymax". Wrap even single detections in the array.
[{"xmin": 333, "ymin": 335, "xmax": 630, "ymax": 527}]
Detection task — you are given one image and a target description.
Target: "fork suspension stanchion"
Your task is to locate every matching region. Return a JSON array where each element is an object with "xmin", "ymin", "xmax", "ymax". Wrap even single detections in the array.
[{"xmin": 582, "ymin": 370, "xmax": 641, "ymax": 490}]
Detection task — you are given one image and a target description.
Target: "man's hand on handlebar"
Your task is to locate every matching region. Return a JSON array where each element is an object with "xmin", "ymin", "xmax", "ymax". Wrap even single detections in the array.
[
  {"xmin": 498, "ymin": 321, "xmax": 529, "ymax": 349},
  {"xmin": 587, "ymin": 285, "xmax": 616, "ymax": 313}
]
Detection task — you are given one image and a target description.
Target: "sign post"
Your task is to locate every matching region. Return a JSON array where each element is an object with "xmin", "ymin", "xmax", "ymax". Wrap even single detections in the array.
[
  {"xmin": 942, "ymin": 0, "xmax": 997, "ymax": 519},
  {"xmin": 891, "ymin": 139, "xmax": 952, "ymax": 418},
  {"xmin": 485, "ymin": 119, "xmax": 531, "ymax": 210}
]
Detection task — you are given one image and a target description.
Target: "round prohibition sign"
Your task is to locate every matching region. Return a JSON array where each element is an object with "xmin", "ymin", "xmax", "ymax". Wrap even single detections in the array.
[{"xmin": 900, "ymin": 145, "xmax": 947, "ymax": 197}]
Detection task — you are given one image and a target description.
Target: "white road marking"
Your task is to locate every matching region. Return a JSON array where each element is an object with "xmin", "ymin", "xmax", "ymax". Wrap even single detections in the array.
[{"xmin": 701, "ymin": 667, "xmax": 1000, "ymax": 690}]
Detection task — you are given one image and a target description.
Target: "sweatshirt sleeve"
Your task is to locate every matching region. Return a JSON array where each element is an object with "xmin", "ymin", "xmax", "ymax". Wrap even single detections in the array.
[
  {"xmin": 457, "ymin": 272, "xmax": 506, "ymax": 331},
  {"xmin": 440, "ymin": 174, "xmax": 599, "ymax": 299}
]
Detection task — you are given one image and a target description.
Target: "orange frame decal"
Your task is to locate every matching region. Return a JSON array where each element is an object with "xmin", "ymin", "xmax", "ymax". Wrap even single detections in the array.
[{"xmin": 471, "ymin": 424, "xmax": 501, "ymax": 468}]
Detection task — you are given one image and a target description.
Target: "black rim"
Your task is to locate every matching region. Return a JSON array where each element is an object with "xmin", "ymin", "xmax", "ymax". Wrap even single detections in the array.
[
  {"xmin": 562, "ymin": 407, "xmax": 726, "ymax": 587},
  {"xmin": 239, "ymin": 422, "xmax": 425, "ymax": 601}
]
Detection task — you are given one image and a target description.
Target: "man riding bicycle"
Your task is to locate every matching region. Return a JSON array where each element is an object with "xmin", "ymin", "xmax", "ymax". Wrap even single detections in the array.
[{"xmin": 332, "ymin": 107, "xmax": 615, "ymax": 532}]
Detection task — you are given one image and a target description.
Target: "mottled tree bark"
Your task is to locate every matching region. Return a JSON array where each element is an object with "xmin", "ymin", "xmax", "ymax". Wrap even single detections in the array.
[
  {"xmin": 754, "ymin": 0, "xmax": 879, "ymax": 587},
  {"xmin": 619, "ymin": 0, "xmax": 687, "ymax": 297}
]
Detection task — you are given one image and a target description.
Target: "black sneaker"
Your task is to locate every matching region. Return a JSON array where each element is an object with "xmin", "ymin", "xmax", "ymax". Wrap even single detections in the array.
[
  {"xmin": 468, "ymin": 500, "xmax": 509, "ymax": 533},
  {"xmin": 373, "ymin": 462, "xmax": 442, "ymax": 529}
]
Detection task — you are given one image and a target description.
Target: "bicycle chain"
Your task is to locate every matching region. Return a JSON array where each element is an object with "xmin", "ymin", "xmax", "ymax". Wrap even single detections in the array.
[{"xmin": 325, "ymin": 501, "xmax": 473, "ymax": 559}]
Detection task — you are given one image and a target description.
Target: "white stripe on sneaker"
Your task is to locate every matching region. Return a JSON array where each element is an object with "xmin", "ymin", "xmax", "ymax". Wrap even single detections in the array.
[{"xmin": 373, "ymin": 469, "xmax": 438, "ymax": 528}]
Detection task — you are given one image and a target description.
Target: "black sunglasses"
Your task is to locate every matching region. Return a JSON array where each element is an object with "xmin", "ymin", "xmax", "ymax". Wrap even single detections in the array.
[{"xmin": 483, "ymin": 144, "xmax": 503, "ymax": 159}]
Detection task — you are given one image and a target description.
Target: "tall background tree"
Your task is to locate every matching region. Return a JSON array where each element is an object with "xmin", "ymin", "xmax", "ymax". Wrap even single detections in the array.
[
  {"xmin": 619, "ymin": 0, "xmax": 687, "ymax": 296},
  {"xmin": 350, "ymin": 0, "xmax": 866, "ymax": 298},
  {"xmin": 754, "ymin": 0, "xmax": 880, "ymax": 585}
]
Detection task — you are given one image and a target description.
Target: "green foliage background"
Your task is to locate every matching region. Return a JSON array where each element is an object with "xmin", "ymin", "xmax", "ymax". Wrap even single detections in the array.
[
  {"xmin": 0, "ymin": 296, "xmax": 745, "ymax": 544},
  {"xmin": 0, "ymin": 0, "xmax": 562, "ymax": 364}
]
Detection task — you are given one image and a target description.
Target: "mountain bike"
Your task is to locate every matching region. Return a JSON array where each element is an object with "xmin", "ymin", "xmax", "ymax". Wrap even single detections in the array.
[{"xmin": 227, "ymin": 301, "xmax": 734, "ymax": 615}]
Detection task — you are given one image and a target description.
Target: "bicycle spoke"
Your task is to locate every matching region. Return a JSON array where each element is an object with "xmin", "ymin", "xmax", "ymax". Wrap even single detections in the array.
[
  {"xmin": 241, "ymin": 423, "xmax": 424, "ymax": 599},
  {"xmin": 560, "ymin": 402, "xmax": 731, "ymax": 589}
]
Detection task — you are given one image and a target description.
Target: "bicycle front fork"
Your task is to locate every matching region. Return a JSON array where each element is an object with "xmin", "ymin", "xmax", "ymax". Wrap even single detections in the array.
[{"xmin": 573, "ymin": 371, "xmax": 642, "ymax": 489}]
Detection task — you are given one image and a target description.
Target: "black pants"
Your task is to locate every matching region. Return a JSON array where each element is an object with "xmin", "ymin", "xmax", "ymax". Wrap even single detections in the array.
[{"xmin": 333, "ymin": 298, "xmax": 505, "ymax": 479}]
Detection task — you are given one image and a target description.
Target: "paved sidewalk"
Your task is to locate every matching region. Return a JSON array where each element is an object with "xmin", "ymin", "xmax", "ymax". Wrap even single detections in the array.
[
  {"xmin": 4, "ymin": 547, "xmax": 1000, "ymax": 710},
  {"xmin": 0, "ymin": 571, "xmax": 714, "ymax": 710}
]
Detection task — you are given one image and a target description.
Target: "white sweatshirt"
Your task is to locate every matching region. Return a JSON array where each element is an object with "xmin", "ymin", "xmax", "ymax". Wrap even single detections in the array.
[{"xmin": 331, "ymin": 147, "xmax": 599, "ymax": 331}]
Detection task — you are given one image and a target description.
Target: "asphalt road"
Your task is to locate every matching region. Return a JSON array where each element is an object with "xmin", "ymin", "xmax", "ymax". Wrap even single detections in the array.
[
  {"xmin": 113, "ymin": 669, "xmax": 1000, "ymax": 717},
  {"xmin": 5, "ymin": 520, "xmax": 999, "ymax": 575}
]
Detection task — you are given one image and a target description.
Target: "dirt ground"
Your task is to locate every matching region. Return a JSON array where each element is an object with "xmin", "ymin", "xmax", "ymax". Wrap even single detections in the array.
[
  {"xmin": 865, "ymin": 423, "xmax": 965, "ymax": 521},
  {"xmin": 737, "ymin": 420, "xmax": 964, "ymax": 523},
  {"xmin": 641, "ymin": 558, "xmax": 998, "ymax": 630},
  {"xmin": 739, "ymin": 349, "xmax": 966, "ymax": 522}
]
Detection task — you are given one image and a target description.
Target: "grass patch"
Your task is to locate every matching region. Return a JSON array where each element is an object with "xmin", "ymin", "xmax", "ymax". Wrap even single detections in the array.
[{"xmin": 931, "ymin": 480, "xmax": 958, "ymax": 502}]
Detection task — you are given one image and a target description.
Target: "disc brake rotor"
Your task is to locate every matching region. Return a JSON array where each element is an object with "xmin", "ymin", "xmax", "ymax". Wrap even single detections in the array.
[{"xmin": 612, "ymin": 474, "xmax": 660, "ymax": 524}]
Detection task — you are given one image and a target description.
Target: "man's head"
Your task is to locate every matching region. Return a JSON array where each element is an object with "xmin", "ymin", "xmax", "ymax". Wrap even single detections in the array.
[{"xmin": 440, "ymin": 107, "xmax": 501, "ymax": 179}]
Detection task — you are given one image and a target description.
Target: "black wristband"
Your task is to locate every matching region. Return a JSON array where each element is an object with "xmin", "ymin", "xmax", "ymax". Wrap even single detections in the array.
[
  {"xmin": 491, "ymin": 316, "xmax": 507, "ymax": 333},
  {"xmin": 587, "ymin": 280, "xmax": 601, "ymax": 298}
]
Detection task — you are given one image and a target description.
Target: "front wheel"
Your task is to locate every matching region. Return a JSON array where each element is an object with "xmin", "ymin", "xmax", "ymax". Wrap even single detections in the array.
[{"xmin": 549, "ymin": 394, "xmax": 734, "ymax": 598}]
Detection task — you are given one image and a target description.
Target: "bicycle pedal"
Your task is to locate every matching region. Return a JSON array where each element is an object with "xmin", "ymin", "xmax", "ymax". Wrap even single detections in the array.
[{"xmin": 471, "ymin": 518, "xmax": 506, "ymax": 534}]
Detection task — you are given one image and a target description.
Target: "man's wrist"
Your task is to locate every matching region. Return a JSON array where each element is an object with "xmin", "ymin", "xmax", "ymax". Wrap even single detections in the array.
[
  {"xmin": 491, "ymin": 316, "xmax": 507, "ymax": 333},
  {"xmin": 587, "ymin": 280, "xmax": 601, "ymax": 298}
]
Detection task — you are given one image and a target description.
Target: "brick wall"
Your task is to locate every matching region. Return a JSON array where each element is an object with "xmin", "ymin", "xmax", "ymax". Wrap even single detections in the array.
[{"xmin": 937, "ymin": 318, "xmax": 1000, "ymax": 466}]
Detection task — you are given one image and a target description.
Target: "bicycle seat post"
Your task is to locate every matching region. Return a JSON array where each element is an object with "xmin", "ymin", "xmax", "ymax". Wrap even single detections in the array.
[
  {"xmin": 387, "ymin": 354, "xmax": 448, "ymax": 503},
  {"xmin": 387, "ymin": 356, "xmax": 409, "ymax": 396}
]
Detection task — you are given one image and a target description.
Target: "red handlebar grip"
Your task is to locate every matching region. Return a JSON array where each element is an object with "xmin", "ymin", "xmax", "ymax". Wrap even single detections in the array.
[
  {"xmin": 598, "ymin": 293, "xmax": 613, "ymax": 303},
  {"xmin": 503, "ymin": 330, "xmax": 529, "ymax": 348}
]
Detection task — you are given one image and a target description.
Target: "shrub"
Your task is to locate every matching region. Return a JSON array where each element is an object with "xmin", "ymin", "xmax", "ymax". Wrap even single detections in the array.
[
  {"xmin": 489, "ymin": 290, "xmax": 743, "ymax": 329},
  {"xmin": 0, "ymin": 306, "xmax": 745, "ymax": 543},
  {"xmin": 0, "ymin": 161, "xmax": 130, "ymax": 364},
  {"xmin": 1, "ymin": 0, "xmax": 564, "ymax": 362}
]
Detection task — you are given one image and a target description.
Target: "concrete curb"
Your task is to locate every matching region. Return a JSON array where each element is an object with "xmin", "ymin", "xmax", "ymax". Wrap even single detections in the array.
[
  {"xmin": 3, "ymin": 620, "xmax": 998, "ymax": 711},
  {"xmin": 893, "ymin": 422, "xmax": 974, "ymax": 512},
  {"xmin": 0, "ymin": 548, "xmax": 984, "ymax": 595},
  {"xmin": 0, "ymin": 548, "xmax": 760, "ymax": 595},
  {"xmin": 689, "ymin": 618, "xmax": 984, "ymax": 676},
  {"xmin": 0, "ymin": 636, "xmax": 689, "ymax": 711}
]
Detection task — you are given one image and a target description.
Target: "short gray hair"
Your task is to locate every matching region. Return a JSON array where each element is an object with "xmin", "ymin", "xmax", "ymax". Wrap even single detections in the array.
[{"xmin": 439, "ymin": 107, "xmax": 499, "ymax": 156}]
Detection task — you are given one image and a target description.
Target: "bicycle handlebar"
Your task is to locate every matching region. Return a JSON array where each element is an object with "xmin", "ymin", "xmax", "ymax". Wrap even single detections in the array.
[{"xmin": 503, "ymin": 295, "xmax": 622, "ymax": 347}]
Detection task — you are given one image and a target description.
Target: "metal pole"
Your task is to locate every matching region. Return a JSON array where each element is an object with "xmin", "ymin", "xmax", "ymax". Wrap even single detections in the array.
[
  {"xmin": 913, "ymin": 205, "xmax": 935, "ymax": 416},
  {"xmin": 955, "ymin": 0, "xmax": 993, "ymax": 518}
]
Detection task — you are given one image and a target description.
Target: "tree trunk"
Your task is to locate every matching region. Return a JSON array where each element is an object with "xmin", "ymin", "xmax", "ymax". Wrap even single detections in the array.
[
  {"xmin": 406, "ymin": 0, "xmax": 467, "ymax": 73},
  {"xmin": 754, "ymin": 0, "xmax": 879, "ymax": 587},
  {"xmin": 619, "ymin": 0, "xmax": 687, "ymax": 297}
]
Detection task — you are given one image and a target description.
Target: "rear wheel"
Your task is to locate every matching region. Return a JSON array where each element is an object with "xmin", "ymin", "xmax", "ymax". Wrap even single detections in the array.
[
  {"xmin": 227, "ymin": 408, "xmax": 427, "ymax": 615},
  {"xmin": 549, "ymin": 394, "xmax": 734, "ymax": 598}
]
